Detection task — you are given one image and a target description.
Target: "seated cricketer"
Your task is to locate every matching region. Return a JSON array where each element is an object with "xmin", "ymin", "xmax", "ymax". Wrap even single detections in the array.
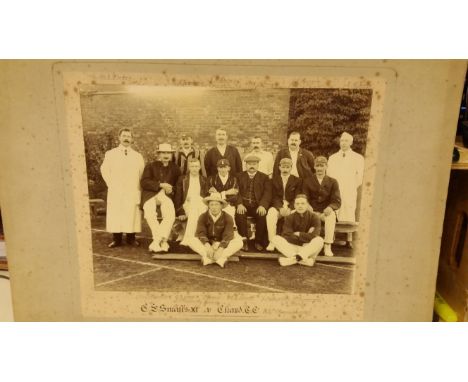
[
  {"xmin": 141, "ymin": 143, "xmax": 181, "ymax": 254},
  {"xmin": 174, "ymin": 158, "xmax": 209, "ymax": 246},
  {"xmin": 207, "ymin": 158, "xmax": 239, "ymax": 220},
  {"xmin": 271, "ymin": 194, "xmax": 324, "ymax": 267},
  {"xmin": 235, "ymin": 154, "xmax": 272, "ymax": 252},
  {"xmin": 301, "ymin": 156, "xmax": 341, "ymax": 257},
  {"xmin": 266, "ymin": 158, "xmax": 302, "ymax": 251},
  {"xmin": 188, "ymin": 193, "xmax": 243, "ymax": 267}
]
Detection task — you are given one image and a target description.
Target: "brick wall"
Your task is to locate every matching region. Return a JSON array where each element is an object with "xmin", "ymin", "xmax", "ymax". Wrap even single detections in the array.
[
  {"xmin": 81, "ymin": 88, "xmax": 290, "ymax": 158},
  {"xmin": 81, "ymin": 88, "xmax": 291, "ymax": 198}
]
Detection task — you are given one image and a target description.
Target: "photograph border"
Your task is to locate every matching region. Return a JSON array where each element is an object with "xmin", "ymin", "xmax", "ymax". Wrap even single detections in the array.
[{"xmin": 52, "ymin": 61, "xmax": 395, "ymax": 320}]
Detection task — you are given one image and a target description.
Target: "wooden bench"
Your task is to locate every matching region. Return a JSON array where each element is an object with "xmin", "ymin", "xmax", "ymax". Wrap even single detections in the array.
[
  {"xmin": 150, "ymin": 254, "xmax": 240, "ymax": 262},
  {"xmin": 89, "ymin": 199, "xmax": 106, "ymax": 218},
  {"xmin": 238, "ymin": 252, "xmax": 356, "ymax": 265},
  {"xmin": 334, "ymin": 221, "xmax": 359, "ymax": 248},
  {"xmin": 246, "ymin": 217, "xmax": 359, "ymax": 248}
]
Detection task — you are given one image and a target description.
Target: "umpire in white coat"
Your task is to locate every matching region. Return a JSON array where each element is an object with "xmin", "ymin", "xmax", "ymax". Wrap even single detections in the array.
[
  {"xmin": 100, "ymin": 128, "xmax": 145, "ymax": 248},
  {"xmin": 327, "ymin": 132, "xmax": 364, "ymax": 222}
]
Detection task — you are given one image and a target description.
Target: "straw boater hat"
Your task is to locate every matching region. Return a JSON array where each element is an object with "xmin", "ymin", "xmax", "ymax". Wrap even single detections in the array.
[
  {"xmin": 203, "ymin": 192, "xmax": 228, "ymax": 207},
  {"xmin": 156, "ymin": 143, "xmax": 175, "ymax": 152}
]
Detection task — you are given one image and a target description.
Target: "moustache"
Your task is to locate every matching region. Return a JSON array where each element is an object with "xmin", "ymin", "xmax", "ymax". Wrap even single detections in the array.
[{"xmin": 123, "ymin": 140, "xmax": 130, "ymax": 143}]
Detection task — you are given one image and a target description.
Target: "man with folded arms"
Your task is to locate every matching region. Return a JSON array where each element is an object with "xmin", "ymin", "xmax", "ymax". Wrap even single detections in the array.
[
  {"xmin": 188, "ymin": 193, "xmax": 243, "ymax": 267},
  {"xmin": 174, "ymin": 158, "xmax": 209, "ymax": 246},
  {"xmin": 272, "ymin": 194, "xmax": 324, "ymax": 267},
  {"xmin": 302, "ymin": 156, "xmax": 341, "ymax": 257},
  {"xmin": 266, "ymin": 158, "xmax": 302, "ymax": 251},
  {"xmin": 141, "ymin": 143, "xmax": 181, "ymax": 254},
  {"xmin": 235, "ymin": 154, "xmax": 272, "ymax": 252}
]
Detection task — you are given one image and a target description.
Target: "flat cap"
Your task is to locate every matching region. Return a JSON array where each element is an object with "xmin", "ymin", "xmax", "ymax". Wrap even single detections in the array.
[
  {"xmin": 279, "ymin": 158, "xmax": 293, "ymax": 167},
  {"xmin": 244, "ymin": 154, "xmax": 261, "ymax": 163}
]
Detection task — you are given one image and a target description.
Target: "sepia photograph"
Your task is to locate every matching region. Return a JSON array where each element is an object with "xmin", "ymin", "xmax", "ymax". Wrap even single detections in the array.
[{"xmin": 81, "ymin": 84, "xmax": 372, "ymax": 295}]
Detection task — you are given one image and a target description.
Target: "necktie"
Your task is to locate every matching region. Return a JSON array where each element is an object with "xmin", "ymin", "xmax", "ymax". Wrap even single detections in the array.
[
  {"xmin": 342, "ymin": 152, "xmax": 346, "ymax": 158},
  {"xmin": 125, "ymin": 149, "xmax": 128, "ymax": 156}
]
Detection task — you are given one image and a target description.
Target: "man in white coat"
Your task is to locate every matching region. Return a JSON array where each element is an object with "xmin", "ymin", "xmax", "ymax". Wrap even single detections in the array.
[
  {"xmin": 327, "ymin": 132, "xmax": 364, "ymax": 223},
  {"xmin": 100, "ymin": 128, "xmax": 145, "ymax": 248}
]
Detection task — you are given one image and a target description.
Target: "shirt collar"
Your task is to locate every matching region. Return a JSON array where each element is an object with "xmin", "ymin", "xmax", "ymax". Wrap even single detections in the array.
[
  {"xmin": 180, "ymin": 147, "xmax": 194, "ymax": 154},
  {"xmin": 209, "ymin": 211, "xmax": 222, "ymax": 221}
]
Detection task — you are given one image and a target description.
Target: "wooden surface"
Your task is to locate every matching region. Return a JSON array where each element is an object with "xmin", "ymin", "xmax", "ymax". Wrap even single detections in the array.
[
  {"xmin": 150, "ymin": 254, "xmax": 240, "ymax": 262},
  {"xmin": 239, "ymin": 252, "xmax": 356, "ymax": 264},
  {"xmin": 0, "ymin": 241, "xmax": 7, "ymax": 271},
  {"xmin": 437, "ymin": 170, "xmax": 468, "ymax": 321}
]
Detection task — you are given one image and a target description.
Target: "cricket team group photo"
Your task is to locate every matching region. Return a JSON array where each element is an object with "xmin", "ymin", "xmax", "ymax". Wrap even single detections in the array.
[{"xmin": 82, "ymin": 86, "xmax": 371, "ymax": 294}]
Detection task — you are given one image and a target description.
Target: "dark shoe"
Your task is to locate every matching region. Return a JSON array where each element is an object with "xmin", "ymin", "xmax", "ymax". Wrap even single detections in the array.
[
  {"xmin": 241, "ymin": 241, "xmax": 249, "ymax": 252},
  {"xmin": 254, "ymin": 243, "xmax": 264, "ymax": 252},
  {"xmin": 108, "ymin": 241, "xmax": 121, "ymax": 248}
]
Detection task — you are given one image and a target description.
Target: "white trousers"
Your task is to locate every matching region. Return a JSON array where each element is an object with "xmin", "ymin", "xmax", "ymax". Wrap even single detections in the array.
[
  {"xmin": 318, "ymin": 211, "xmax": 336, "ymax": 244},
  {"xmin": 222, "ymin": 204, "xmax": 243, "ymax": 239},
  {"xmin": 188, "ymin": 237, "xmax": 243, "ymax": 260},
  {"xmin": 143, "ymin": 189, "xmax": 175, "ymax": 243},
  {"xmin": 266, "ymin": 207, "xmax": 281, "ymax": 241},
  {"xmin": 272, "ymin": 235, "xmax": 324, "ymax": 259},
  {"xmin": 180, "ymin": 197, "xmax": 207, "ymax": 245}
]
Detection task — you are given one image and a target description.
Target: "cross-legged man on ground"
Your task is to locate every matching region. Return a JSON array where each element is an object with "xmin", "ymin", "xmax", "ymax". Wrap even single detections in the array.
[
  {"xmin": 188, "ymin": 193, "xmax": 243, "ymax": 267},
  {"xmin": 272, "ymin": 194, "xmax": 324, "ymax": 267}
]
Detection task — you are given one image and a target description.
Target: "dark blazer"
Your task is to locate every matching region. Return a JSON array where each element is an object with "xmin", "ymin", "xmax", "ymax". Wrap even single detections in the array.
[
  {"xmin": 207, "ymin": 174, "xmax": 239, "ymax": 206},
  {"xmin": 140, "ymin": 161, "xmax": 181, "ymax": 207},
  {"xmin": 236, "ymin": 171, "xmax": 272, "ymax": 209},
  {"xmin": 195, "ymin": 211, "xmax": 235, "ymax": 248},
  {"xmin": 174, "ymin": 174, "xmax": 209, "ymax": 215},
  {"xmin": 204, "ymin": 145, "xmax": 243, "ymax": 177},
  {"xmin": 271, "ymin": 174, "xmax": 302, "ymax": 210},
  {"xmin": 282, "ymin": 210, "xmax": 322, "ymax": 245},
  {"xmin": 273, "ymin": 147, "xmax": 315, "ymax": 178},
  {"xmin": 302, "ymin": 174, "xmax": 341, "ymax": 213}
]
